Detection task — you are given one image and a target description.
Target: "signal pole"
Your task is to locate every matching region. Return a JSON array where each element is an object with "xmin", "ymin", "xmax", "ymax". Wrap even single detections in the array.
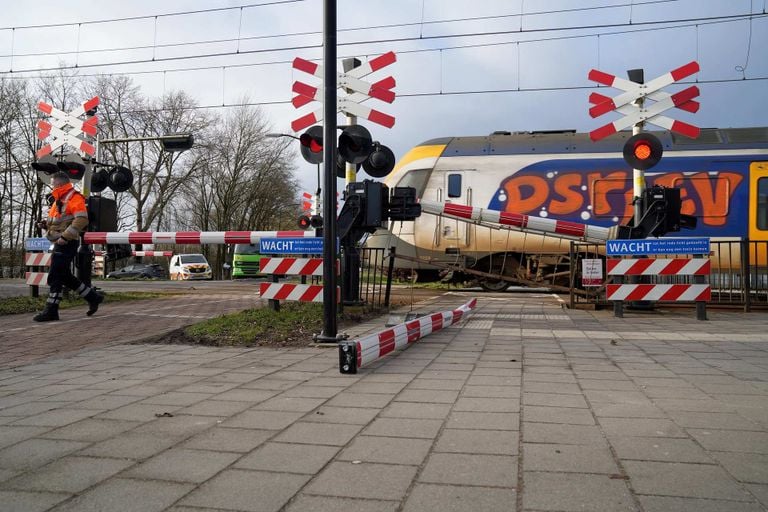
[
  {"xmin": 627, "ymin": 68, "xmax": 645, "ymax": 227},
  {"xmin": 316, "ymin": 0, "xmax": 340, "ymax": 342}
]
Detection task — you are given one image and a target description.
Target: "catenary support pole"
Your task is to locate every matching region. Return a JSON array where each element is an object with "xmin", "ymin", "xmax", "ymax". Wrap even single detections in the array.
[{"xmin": 317, "ymin": 0, "xmax": 340, "ymax": 342}]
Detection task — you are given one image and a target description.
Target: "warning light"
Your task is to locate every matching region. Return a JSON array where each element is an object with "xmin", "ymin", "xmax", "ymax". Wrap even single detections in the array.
[
  {"xmin": 634, "ymin": 142, "xmax": 652, "ymax": 161},
  {"xmin": 299, "ymin": 126, "xmax": 323, "ymax": 164},
  {"xmin": 298, "ymin": 214, "xmax": 323, "ymax": 230},
  {"xmin": 623, "ymin": 133, "xmax": 663, "ymax": 170},
  {"xmin": 298, "ymin": 215, "xmax": 312, "ymax": 230}
]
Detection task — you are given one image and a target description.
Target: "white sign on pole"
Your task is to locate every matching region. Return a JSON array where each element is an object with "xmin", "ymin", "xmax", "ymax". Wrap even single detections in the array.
[{"xmin": 581, "ymin": 259, "xmax": 603, "ymax": 287}]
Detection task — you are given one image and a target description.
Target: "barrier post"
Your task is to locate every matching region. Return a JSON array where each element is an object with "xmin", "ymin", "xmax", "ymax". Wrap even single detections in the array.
[
  {"xmin": 268, "ymin": 273, "xmax": 280, "ymax": 312},
  {"xmin": 742, "ymin": 237, "xmax": 751, "ymax": 313},
  {"xmin": 694, "ymin": 253, "xmax": 707, "ymax": 321},
  {"xmin": 384, "ymin": 246, "xmax": 396, "ymax": 308}
]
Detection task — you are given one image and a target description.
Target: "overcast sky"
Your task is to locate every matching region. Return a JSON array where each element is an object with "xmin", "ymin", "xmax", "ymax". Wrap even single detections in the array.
[{"xmin": 2, "ymin": 0, "xmax": 766, "ymax": 193}]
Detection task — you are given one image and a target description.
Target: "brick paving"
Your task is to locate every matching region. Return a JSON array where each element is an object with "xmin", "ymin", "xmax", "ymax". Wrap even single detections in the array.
[
  {"xmin": 0, "ymin": 294, "xmax": 255, "ymax": 369},
  {"xmin": 0, "ymin": 291, "xmax": 767, "ymax": 511}
]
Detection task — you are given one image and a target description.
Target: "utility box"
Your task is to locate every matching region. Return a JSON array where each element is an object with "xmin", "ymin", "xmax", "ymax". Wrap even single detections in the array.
[
  {"xmin": 87, "ymin": 196, "xmax": 118, "ymax": 232},
  {"xmin": 347, "ymin": 180, "xmax": 387, "ymax": 229}
]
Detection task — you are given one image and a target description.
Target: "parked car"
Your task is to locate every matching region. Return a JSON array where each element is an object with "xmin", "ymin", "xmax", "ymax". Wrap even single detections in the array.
[{"xmin": 107, "ymin": 263, "xmax": 167, "ymax": 280}]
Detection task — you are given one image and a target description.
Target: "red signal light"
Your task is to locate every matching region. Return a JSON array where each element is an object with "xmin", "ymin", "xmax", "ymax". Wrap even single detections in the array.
[
  {"xmin": 633, "ymin": 142, "xmax": 652, "ymax": 161},
  {"xmin": 300, "ymin": 133, "xmax": 322, "ymax": 153},
  {"xmin": 623, "ymin": 133, "xmax": 663, "ymax": 171},
  {"xmin": 298, "ymin": 215, "xmax": 312, "ymax": 230},
  {"xmin": 299, "ymin": 126, "xmax": 323, "ymax": 164}
]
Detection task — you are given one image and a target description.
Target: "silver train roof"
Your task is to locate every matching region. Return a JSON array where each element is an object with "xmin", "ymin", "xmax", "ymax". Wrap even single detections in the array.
[{"xmin": 419, "ymin": 127, "xmax": 768, "ymax": 157}]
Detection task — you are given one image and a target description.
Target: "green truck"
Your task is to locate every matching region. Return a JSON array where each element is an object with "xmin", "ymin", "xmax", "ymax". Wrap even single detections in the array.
[{"xmin": 232, "ymin": 244, "xmax": 263, "ymax": 278}]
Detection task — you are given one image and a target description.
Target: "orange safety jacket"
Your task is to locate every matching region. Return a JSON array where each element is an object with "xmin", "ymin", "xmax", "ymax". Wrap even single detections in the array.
[{"xmin": 46, "ymin": 183, "xmax": 89, "ymax": 242}]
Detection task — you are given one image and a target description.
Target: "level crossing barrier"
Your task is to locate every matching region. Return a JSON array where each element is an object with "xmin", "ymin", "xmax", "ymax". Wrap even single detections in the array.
[
  {"xmin": 338, "ymin": 298, "xmax": 477, "ymax": 374},
  {"xmin": 83, "ymin": 230, "xmax": 315, "ymax": 245},
  {"xmin": 607, "ymin": 257, "xmax": 710, "ymax": 320}
]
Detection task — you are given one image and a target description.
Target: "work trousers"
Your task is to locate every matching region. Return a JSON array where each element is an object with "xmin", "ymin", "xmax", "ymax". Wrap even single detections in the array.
[{"xmin": 47, "ymin": 240, "xmax": 83, "ymax": 298}]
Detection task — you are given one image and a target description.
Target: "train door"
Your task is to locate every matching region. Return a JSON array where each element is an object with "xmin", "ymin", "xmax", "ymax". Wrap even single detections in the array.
[
  {"xmin": 749, "ymin": 162, "xmax": 768, "ymax": 242},
  {"xmin": 441, "ymin": 171, "xmax": 472, "ymax": 249}
]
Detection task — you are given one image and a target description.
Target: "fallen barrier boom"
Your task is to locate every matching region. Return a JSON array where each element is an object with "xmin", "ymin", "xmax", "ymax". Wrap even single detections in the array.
[{"xmin": 339, "ymin": 298, "xmax": 477, "ymax": 374}]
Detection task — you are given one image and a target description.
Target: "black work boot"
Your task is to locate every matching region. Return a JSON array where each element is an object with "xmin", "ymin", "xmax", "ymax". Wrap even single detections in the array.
[
  {"xmin": 33, "ymin": 303, "xmax": 60, "ymax": 322},
  {"xmin": 84, "ymin": 289, "xmax": 104, "ymax": 316}
]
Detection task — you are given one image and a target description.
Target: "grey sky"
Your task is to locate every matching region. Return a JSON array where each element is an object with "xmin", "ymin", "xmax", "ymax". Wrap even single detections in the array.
[{"xmin": 2, "ymin": 0, "xmax": 766, "ymax": 193}]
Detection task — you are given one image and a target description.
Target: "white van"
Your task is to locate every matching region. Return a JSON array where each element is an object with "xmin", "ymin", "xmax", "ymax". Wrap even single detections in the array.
[{"xmin": 169, "ymin": 254, "xmax": 212, "ymax": 280}]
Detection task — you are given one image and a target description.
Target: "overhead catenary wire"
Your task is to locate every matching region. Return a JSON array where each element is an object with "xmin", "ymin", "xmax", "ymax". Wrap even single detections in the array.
[
  {"xmin": 2, "ymin": 12, "xmax": 764, "ymax": 81},
  {"xmin": 0, "ymin": 0, "xmax": 306, "ymax": 31},
  {"xmin": 1, "ymin": 10, "xmax": 764, "ymax": 75}
]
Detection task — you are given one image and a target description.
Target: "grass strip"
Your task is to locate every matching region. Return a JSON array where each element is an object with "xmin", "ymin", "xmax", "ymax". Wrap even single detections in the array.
[{"xmin": 0, "ymin": 291, "xmax": 178, "ymax": 316}]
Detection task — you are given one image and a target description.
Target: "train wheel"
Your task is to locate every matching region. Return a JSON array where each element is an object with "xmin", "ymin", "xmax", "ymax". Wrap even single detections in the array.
[{"xmin": 479, "ymin": 279, "xmax": 510, "ymax": 292}]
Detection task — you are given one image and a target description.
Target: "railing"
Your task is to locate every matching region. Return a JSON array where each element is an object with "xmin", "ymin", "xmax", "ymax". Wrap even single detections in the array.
[
  {"xmin": 570, "ymin": 238, "xmax": 768, "ymax": 311},
  {"xmin": 358, "ymin": 247, "xmax": 388, "ymax": 310}
]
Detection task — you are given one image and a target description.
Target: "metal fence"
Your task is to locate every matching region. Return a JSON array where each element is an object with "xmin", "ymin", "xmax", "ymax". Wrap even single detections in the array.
[
  {"xmin": 356, "ymin": 247, "xmax": 389, "ymax": 310},
  {"xmin": 570, "ymin": 238, "xmax": 768, "ymax": 311}
]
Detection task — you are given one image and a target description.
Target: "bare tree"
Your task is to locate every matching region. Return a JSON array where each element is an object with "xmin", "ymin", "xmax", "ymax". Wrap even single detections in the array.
[{"xmin": 180, "ymin": 103, "xmax": 300, "ymax": 277}]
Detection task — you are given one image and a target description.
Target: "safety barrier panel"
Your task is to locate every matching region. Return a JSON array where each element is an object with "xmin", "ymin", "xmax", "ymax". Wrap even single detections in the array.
[
  {"xmin": 25, "ymin": 252, "xmax": 52, "ymax": 291},
  {"xmin": 338, "ymin": 298, "xmax": 477, "ymax": 374},
  {"xmin": 607, "ymin": 257, "xmax": 710, "ymax": 320},
  {"xmin": 258, "ymin": 257, "xmax": 339, "ymax": 310}
]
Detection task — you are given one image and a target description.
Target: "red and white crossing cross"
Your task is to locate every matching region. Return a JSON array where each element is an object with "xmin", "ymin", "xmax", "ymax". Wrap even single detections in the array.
[
  {"xmin": 587, "ymin": 62, "xmax": 701, "ymax": 141},
  {"xmin": 36, "ymin": 96, "xmax": 99, "ymax": 158},
  {"xmin": 290, "ymin": 51, "xmax": 397, "ymax": 132}
]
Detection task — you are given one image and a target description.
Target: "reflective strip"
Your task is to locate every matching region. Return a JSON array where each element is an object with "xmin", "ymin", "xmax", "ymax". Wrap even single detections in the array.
[
  {"xmin": 76, "ymin": 284, "xmax": 87, "ymax": 293},
  {"xmin": 78, "ymin": 286, "xmax": 92, "ymax": 297},
  {"xmin": 65, "ymin": 226, "xmax": 80, "ymax": 237},
  {"xmin": 74, "ymin": 211, "xmax": 88, "ymax": 218},
  {"xmin": 56, "ymin": 214, "xmax": 75, "ymax": 222}
]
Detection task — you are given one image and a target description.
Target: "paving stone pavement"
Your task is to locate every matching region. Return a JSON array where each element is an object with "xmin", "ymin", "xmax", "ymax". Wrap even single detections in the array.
[{"xmin": 0, "ymin": 291, "xmax": 767, "ymax": 511}]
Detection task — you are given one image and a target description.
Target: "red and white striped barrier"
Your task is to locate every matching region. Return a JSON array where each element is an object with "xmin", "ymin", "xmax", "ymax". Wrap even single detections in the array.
[
  {"xmin": 259, "ymin": 257, "xmax": 335, "ymax": 276},
  {"xmin": 606, "ymin": 284, "xmax": 711, "ymax": 302},
  {"xmin": 339, "ymin": 298, "xmax": 477, "ymax": 374},
  {"xmin": 84, "ymin": 230, "xmax": 315, "ymax": 245},
  {"xmin": 94, "ymin": 251, "xmax": 173, "ymax": 257},
  {"xmin": 419, "ymin": 200, "xmax": 614, "ymax": 242},
  {"xmin": 25, "ymin": 252, "xmax": 52, "ymax": 285},
  {"xmin": 259, "ymin": 283, "xmax": 338, "ymax": 303},
  {"xmin": 25, "ymin": 272, "xmax": 48, "ymax": 286},
  {"xmin": 607, "ymin": 256, "xmax": 711, "ymax": 319},
  {"xmin": 607, "ymin": 258, "xmax": 710, "ymax": 276},
  {"xmin": 25, "ymin": 253, "xmax": 53, "ymax": 266}
]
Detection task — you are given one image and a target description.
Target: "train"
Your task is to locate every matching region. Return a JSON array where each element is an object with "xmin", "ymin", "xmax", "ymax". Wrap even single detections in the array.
[{"xmin": 365, "ymin": 127, "xmax": 768, "ymax": 291}]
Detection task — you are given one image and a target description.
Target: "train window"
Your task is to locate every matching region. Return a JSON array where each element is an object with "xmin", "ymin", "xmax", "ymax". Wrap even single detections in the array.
[
  {"xmin": 395, "ymin": 169, "xmax": 430, "ymax": 198},
  {"xmin": 447, "ymin": 174, "xmax": 462, "ymax": 198},
  {"xmin": 759, "ymin": 178, "xmax": 768, "ymax": 230}
]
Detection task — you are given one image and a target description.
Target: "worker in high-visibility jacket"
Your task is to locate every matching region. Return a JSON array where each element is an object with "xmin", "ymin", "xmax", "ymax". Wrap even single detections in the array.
[{"xmin": 34, "ymin": 171, "xmax": 103, "ymax": 322}]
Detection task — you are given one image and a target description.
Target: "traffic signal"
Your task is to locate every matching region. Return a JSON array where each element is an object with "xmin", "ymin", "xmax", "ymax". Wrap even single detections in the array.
[
  {"xmin": 91, "ymin": 169, "xmax": 110, "ymax": 193},
  {"xmin": 91, "ymin": 165, "xmax": 134, "ymax": 193},
  {"xmin": 362, "ymin": 142, "xmax": 396, "ymax": 178},
  {"xmin": 108, "ymin": 166, "xmax": 133, "ymax": 192},
  {"xmin": 56, "ymin": 154, "xmax": 87, "ymax": 180},
  {"xmin": 32, "ymin": 156, "xmax": 59, "ymax": 185},
  {"xmin": 336, "ymin": 153, "xmax": 361, "ymax": 178},
  {"xmin": 299, "ymin": 126, "xmax": 323, "ymax": 164},
  {"xmin": 338, "ymin": 125, "xmax": 373, "ymax": 164},
  {"xmin": 623, "ymin": 133, "xmax": 663, "ymax": 170},
  {"xmin": 298, "ymin": 214, "xmax": 323, "ymax": 229},
  {"xmin": 160, "ymin": 133, "xmax": 194, "ymax": 152}
]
